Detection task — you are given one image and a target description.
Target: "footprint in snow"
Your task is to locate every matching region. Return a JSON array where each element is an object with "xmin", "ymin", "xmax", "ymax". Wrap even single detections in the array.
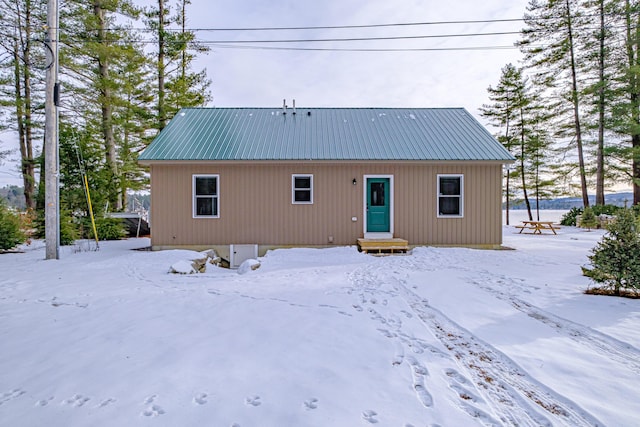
[
  {"xmin": 362, "ymin": 409, "xmax": 379, "ymax": 423},
  {"xmin": 97, "ymin": 398, "xmax": 116, "ymax": 408},
  {"xmin": 1, "ymin": 389, "xmax": 26, "ymax": 405},
  {"xmin": 141, "ymin": 395, "xmax": 165, "ymax": 417},
  {"xmin": 61, "ymin": 394, "xmax": 90, "ymax": 407},
  {"xmin": 303, "ymin": 398, "xmax": 318, "ymax": 410},
  {"xmin": 143, "ymin": 394, "xmax": 157, "ymax": 405},
  {"xmin": 193, "ymin": 393, "xmax": 208, "ymax": 405},
  {"xmin": 35, "ymin": 396, "xmax": 54, "ymax": 407},
  {"xmin": 142, "ymin": 405, "xmax": 165, "ymax": 417},
  {"xmin": 245, "ymin": 395, "xmax": 261, "ymax": 406}
]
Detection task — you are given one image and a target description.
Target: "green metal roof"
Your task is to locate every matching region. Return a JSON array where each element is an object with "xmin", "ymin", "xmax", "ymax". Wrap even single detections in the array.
[{"xmin": 139, "ymin": 107, "xmax": 514, "ymax": 162}]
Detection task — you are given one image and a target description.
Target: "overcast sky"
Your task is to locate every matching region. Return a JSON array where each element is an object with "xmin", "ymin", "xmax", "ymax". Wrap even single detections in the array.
[
  {"xmin": 0, "ymin": 0, "xmax": 530, "ymax": 187},
  {"xmin": 188, "ymin": 0, "xmax": 530, "ymax": 109}
]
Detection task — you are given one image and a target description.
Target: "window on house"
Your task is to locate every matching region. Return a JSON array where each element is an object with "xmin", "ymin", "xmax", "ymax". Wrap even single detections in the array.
[
  {"xmin": 292, "ymin": 174, "xmax": 313, "ymax": 204},
  {"xmin": 437, "ymin": 174, "xmax": 463, "ymax": 217},
  {"xmin": 193, "ymin": 175, "xmax": 219, "ymax": 218}
]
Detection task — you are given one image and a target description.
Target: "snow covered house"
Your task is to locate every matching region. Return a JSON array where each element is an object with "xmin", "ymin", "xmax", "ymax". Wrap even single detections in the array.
[{"xmin": 138, "ymin": 106, "xmax": 514, "ymax": 260}]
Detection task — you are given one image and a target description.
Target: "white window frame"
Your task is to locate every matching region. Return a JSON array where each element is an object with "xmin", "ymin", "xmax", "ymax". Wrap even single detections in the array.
[
  {"xmin": 192, "ymin": 174, "xmax": 220, "ymax": 218},
  {"xmin": 437, "ymin": 174, "xmax": 464, "ymax": 218},
  {"xmin": 292, "ymin": 174, "xmax": 313, "ymax": 204}
]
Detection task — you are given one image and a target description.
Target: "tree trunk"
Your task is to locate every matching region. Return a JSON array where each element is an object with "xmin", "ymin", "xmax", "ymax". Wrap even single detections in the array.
[
  {"xmin": 634, "ymin": 135, "xmax": 640, "ymax": 205},
  {"xmin": 520, "ymin": 108, "xmax": 532, "ymax": 221},
  {"xmin": 180, "ymin": 0, "xmax": 186, "ymax": 80},
  {"xmin": 504, "ymin": 113, "xmax": 511, "ymax": 225},
  {"xmin": 11, "ymin": 0, "xmax": 36, "ymax": 210},
  {"xmin": 505, "ymin": 168, "xmax": 510, "ymax": 225},
  {"xmin": 94, "ymin": 3, "xmax": 121, "ymax": 210},
  {"xmin": 158, "ymin": 0, "xmax": 166, "ymax": 130},
  {"xmin": 625, "ymin": 0, "xmax": 640, "ymax": 206},
  {"xmin": 13, "ymin": 42, "xmax": 28, "ymax": 208},
  {"xmin": 22, "ymin": 0, "xmax": 35, "ymax": 210},
  {"xmin": 595, "ymin": 0, "xmax": 606, "ymax": 206},
  {"xmin": 633, "ymin": 3, "xmax": 640, "ymax": 206},
  {"xmin": 535, "ymin": 150, "xmax": 540, "ymax": 221},
  {"xmin": 565, "ymin": 0, "xmax": 589, "ymax": 207}
]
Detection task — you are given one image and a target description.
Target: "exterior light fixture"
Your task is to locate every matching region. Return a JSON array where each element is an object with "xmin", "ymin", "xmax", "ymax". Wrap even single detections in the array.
[{"xmin": 352, "ymin": 178, "xmax": 357, "ymax": 185}]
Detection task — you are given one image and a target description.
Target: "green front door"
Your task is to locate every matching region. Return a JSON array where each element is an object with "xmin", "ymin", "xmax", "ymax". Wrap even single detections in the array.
[{"xmin": 367, "ymin": 178, "xmax": 390, "ymax": 232}]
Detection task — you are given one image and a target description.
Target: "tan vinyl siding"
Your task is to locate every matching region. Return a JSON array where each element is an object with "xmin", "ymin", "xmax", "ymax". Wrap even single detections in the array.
[{"xmin": 148, "ymin": 161, "xmax": 504, "ymax": 250}]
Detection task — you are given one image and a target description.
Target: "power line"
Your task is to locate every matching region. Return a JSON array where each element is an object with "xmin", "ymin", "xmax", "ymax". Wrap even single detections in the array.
[
  {"xmin": 69, "ymin": 12, "xmax": 628, "ymax": 33},
  {"xmin": 60, "ymin": 17, "xmax": 524, "ymax": 33},
  {"xmin": 183, "ymin": 18, "xmax": 525, "ymax": 32},
  {"xmin": 189, "ymin": 31, "xmax": 521, "ymax": 44},
  {"xmin": 60, "ymin": 29, "xmax": 523, "ymax": 46},
  {"xmin": 207, "ymin": 44, "xmax": 519, "ymax": 52}
]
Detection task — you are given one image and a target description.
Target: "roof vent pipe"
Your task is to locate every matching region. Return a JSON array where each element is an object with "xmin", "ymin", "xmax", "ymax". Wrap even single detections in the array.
[
  {"xmin": 293, "ymin": 99, "xmax": 296, "ymax": 115},
  {"xmin": 283, "ymin": 99, "xmax": 286, "ymax": 114}
]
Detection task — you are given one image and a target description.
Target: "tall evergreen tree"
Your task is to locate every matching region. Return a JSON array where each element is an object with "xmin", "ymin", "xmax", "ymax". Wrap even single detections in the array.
[
  {"xmin": 0, "ymin": 0, "xmax": 46, "ymax": 210},
  {"xmin": 580, "ymin": 0, "xmax": 618, "ymax": 205},
  {"xmin": 480, "ymin": 64, "xmax": 524, "ymax": 224},
  {"xmin": 519, "ymin": 0, "xmax": 590, "ymax": 207},
  {"xmin": 483, "ymin": 63, "xmax": 560, "ymax": 221},
  {"xmin": 61, "ymin": 0, "xmax": 148, "ymax": 211},
  {"xmin": 611, "ymin": 0, "xmax": 640, "ymax": 205},
  {"xmin": 145, "ymin": 0, "xmax": 211, "ymax": 131},
  {"xmin": 522, "ymin": 102, "xmax": 558, "ymax": 219}
]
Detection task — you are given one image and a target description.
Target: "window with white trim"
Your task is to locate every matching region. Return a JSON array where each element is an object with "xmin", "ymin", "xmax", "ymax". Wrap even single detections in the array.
[
  {"xmin": 193, "ymin": 175, "xmax": 219, "ymax": 218},
  {"xmin": 437, "ymin": 174, "xmax": 463, "ymax": 217},
  {"xmin": 292, "ymin": 174, "xmax": 313, "ymax": 204}
]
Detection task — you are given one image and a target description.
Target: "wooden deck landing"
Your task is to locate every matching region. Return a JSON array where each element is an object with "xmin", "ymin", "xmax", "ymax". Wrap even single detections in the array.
[{"xmin": 357, "ymin": 238, "xmax": 409, "ymax": 254}]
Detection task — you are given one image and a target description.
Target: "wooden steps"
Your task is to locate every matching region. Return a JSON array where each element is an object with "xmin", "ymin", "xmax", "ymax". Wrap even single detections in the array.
[{"xmin": 357, "ymin": 238, "xmax": 409, "ymax": 254}]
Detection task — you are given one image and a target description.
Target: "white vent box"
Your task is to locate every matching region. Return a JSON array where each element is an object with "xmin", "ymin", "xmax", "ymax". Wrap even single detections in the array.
[{"xmin": 230, "ymin": 244, "xmax": 259, "ymax": 269}]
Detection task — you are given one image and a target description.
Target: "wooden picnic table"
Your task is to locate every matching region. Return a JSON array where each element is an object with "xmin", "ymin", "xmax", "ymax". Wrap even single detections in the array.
[{"xmin": 515, "ymin": 220, "xmax": 560, "ymax": 235}]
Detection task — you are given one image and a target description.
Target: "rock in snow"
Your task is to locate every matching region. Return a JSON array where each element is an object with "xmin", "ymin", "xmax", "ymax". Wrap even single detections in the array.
[
  {"xmin": 169, "ymin": 260, "xmax": 197, "ymax": 274},
  {"xmin": 169, "ymin": 249, "xmax": 221, "ymax": 274},
  {"xmin": 237, "ymin": 259, "xmax": 261, "ymax": 274}
]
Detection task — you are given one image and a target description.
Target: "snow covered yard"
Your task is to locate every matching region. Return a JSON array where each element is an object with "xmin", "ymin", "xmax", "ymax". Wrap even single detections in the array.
[{"xmin": 1, "ymin": 226, "xmax": 639, "ymax": 426}]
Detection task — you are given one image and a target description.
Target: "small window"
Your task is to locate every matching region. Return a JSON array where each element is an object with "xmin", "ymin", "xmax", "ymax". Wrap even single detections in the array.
[
  {"xmin": 193, "ymin": 175, "xmax": 219, "ymax": 218},
  {"xmin": 292, "ymin": 174, "xmax": 313, "ymax": 204},
  {"xmin": 437, "ymin": 174, "xmax": 463, "ymax": 217},
  {"xmin": 370, "ymin": 182, "xmax": 385, "ymax": 206}
]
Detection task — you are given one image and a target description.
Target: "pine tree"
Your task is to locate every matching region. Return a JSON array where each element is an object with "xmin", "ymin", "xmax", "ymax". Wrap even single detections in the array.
[
  {"xmin": 145, "ymin": 0, "xmax": 211, "ymax": 131},
  {"xmin": 62, "ymin": 0, "xmax": 150, "ymax": 211},
  {"xmin": 0, "ymin": 200, "xmax": 25, "ymax": 250},
  {"xmin": 482, "ymin": 64, "xmax": 557, "ymax": 222},
  {"xmin": 610, "ymin": 0, "xmax": 640, "ymax": 206},
  {"xmin": 580, "ymin": 205, "xmax": 597, "ymax": 230},
  {"xmin": 579, "ymin": 0, "xmax": 619, "ymax": 206},
  {"xmin": 519, "ymin": 0, "xmax": 590, "ymax": 207},
  {"xmin": 0, "ymin": 0, "xmax": 46, "ymax": 210},
  {"xmin": 480, "ymin": 64, "xmax": 526, "ymax": 224},
  {"xmin": 523, "ymin": 103, "xmax": 559, "ymax": 220},
  {"xmin": 586, "ymin": 207, "xmax": 640, "ymax": 294}
]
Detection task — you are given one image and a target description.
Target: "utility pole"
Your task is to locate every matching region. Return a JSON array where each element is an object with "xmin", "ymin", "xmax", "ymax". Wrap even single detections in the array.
[{"xmin": 44, "ymin": 0, "xmax": 59, "ymax": 260}]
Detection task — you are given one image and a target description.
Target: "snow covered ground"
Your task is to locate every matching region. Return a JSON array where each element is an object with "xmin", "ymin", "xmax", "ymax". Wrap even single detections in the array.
[{"xmin": 1, "ymin": 224, "xmax": 639, "ymax": 426}]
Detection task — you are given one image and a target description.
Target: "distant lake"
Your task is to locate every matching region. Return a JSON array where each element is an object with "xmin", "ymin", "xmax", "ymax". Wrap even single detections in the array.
[{"xmin": 503, "ymin": 209, "xmax": 568, "ymax": 225}]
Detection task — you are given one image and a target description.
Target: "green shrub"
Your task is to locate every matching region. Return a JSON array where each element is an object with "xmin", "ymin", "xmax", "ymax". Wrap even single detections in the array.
[
  {"xmin": 33, "ymin": 209, "xmax": 78, "ymax": 246},
  {"xmin": 592, "ymin": 204, "xmax": 620, "ymax": 216},
  {"xmin": 0, "ymin": 203, "xmax": 26, "ymax": 250},
  {"xmin": 580, "ymin": 206, "xmax": 597, "ymax": 230},
  {"xmin": 89, "ymin": 217, "xmax": 126, "ymax": 241},
  {"xmin": 59, "ymin": 213, "xmax": 78, "ymax": 246},
  {"xmin": 584, "ymin": 208, "xmax": 640, "ymax": 295},
  {"xmin": 561, "ymin": 204, "xmax": 621, "ymax": 226},
  {"xmin": 560, "ymin": 207, "xmax": 582, "ymax": 226}
]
